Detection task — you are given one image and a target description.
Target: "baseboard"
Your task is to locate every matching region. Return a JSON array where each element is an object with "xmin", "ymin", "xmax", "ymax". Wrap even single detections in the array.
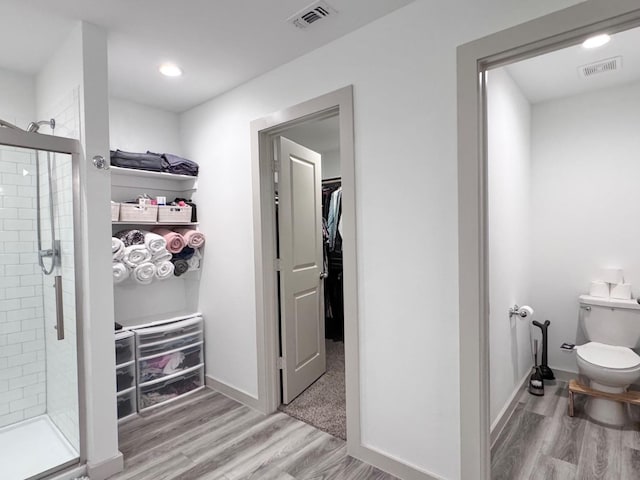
[
  {"xmin": 205, "ymin": 375, "xmax": 262, "ymax": 412},
  {"xmin": 350, "ymin": 443, "xmax": 445, "ymax": 480},
  {"xmin": 490, "ymin": 369, "xmax": 531, "ymax": 447},
  {"xmin": 86, "ymin": 452, "xmax": 124, "ymax": 480}
]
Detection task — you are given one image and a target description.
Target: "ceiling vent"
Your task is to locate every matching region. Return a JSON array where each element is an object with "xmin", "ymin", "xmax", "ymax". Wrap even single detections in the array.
[
  {"xmin": 288, "ymin": 1, "xmax": 337, "ymax": 29},
  {"xmin": 579, "ymin": 56, "xmax": 623, "ymax": 78}
]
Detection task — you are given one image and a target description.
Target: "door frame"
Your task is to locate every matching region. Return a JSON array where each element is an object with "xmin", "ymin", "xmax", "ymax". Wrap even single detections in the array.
[
  {"xmin": 250, "ymin": 86, "xmax": 360, "ymax": 450},
  {"xmin": 457, "ymin": 1, "xmax": 640, "ymax": 479}
]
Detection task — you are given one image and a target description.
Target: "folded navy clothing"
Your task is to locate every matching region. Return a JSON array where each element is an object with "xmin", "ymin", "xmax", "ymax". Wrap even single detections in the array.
[
  {"xmin": 110, "ymin": 150, "xmax": 166, "ymax": 172},
  {"xmin": 172, "ymin": 247, "xmax": 195, "ymax": 261},
  {"xmin": 148, "ymin": 151, "xmax": 199, "ymax": 176}
]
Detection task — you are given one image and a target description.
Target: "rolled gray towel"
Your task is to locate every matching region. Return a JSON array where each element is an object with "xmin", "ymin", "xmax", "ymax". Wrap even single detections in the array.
[
  {"xmin": 115, "ymin": 229, "xmax": 145, "ymax": 247},
  {"xmin": 172, "ymin": 258, "xmax": 189, "ymax": 276}
]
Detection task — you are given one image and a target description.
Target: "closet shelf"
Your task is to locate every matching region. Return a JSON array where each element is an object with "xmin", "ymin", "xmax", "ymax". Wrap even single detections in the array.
[
  {"xmin": 112, "ymin": 221, "xmax": 199, "ymax": 226},
  {"xmin": 110, "ymin": 166, "xmax": 197, "ymax": 182}
]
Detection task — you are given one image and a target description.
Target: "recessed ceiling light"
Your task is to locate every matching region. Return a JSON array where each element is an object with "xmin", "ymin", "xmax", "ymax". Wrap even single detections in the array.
[
  {"xmin": 582, "ymin": 34, "xmax": 611, "ymax": 49},
  {"xmin": 159, "ymin": 63, "xmax": 183, "ymax": 77}
]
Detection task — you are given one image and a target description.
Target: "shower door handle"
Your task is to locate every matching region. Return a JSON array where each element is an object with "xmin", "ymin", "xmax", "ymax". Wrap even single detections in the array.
[{"xmin": 54, "ymin": 275, "xmax": 64, "ymax": 340}]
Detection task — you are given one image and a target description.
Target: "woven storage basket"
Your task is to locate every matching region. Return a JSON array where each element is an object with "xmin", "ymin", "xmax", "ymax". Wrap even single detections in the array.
[
  {"xmin": 119, "ymin": 203, "xmax": 158, "ymax": 222},
  {"xmin": 158, "ymin": 205, "xmax": 192, "ymax": 223},
  {"xmin": 111, "ymin": 203, "xmax": 120, "ymax": 221}
]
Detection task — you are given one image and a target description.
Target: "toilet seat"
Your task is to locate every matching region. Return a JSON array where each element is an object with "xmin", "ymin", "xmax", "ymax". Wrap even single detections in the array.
[{"xmin": 577, "ymin": 342, "xmax": 640, "ymax": 371}]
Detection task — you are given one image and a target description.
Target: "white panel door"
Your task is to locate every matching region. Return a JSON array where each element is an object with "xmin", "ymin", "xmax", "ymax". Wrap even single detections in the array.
[{"xmin": 277, "ymin": 136, "xmax": 326, "ymax": 404}]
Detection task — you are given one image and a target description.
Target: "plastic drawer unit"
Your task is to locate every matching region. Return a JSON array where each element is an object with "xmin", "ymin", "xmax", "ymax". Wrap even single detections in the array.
[
  {"xmin": 115, "ymin": 330, "xmax": 138, "ymax": 421},
  {"xmin": 115, "ymin": 330, "xmax": 135, "ymax": 365},
  {"xmin": 134, "ymin": 316, "xmax": 205, "ymax": 411}
]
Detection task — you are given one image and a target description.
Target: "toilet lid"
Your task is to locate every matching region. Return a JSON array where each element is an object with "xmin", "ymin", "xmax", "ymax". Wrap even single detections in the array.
[{"xmin": 577, "ymin": 342, "xmax": 640, "ymax": 369}]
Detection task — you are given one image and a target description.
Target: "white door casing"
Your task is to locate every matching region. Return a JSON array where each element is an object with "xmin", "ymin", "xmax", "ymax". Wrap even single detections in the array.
[{"xmin": 277, "ymin": 136, "xmax": 327, "ymax": 404}]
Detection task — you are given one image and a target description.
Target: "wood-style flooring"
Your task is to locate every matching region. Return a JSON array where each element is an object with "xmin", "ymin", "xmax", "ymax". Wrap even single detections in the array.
[
  {"xmin": 108, "ymin": 388, "xmax": 398, "ymax": 480},
  {"xmin": 492, "ymin": 379, "xmax": 640, "ymax": 479}
]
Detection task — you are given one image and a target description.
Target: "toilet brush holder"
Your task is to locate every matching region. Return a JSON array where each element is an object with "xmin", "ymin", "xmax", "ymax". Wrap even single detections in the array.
[{"xmin": 532, "ymin": 320, "xmax": 555, "ymax": 380}]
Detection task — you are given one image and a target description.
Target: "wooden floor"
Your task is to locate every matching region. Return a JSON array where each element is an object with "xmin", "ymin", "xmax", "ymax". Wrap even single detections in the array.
[
  {"xmin": 491, "ymin": 380, "xmax": 640, "ymax": 479},
  {"xmin": 108, "ymin": 388, "xmax": 398, "ymax": 480}
]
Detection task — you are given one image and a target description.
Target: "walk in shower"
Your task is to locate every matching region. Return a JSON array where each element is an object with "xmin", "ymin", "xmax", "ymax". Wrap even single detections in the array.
[{"xmin": 0, "ymin": 123, "xmax": 82, "ymax": 480}]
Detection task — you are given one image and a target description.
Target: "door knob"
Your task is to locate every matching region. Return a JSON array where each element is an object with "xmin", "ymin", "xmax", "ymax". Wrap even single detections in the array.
[{"xmin": 320, "ymin": 271, "xmax": 328, "ymax": 279}]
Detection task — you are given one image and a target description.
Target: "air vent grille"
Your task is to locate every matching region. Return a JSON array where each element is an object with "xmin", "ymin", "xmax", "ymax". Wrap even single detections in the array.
[
  {"xmin": 579, "ymin": 56, "xmax": 622, "ymax": 78},
  {"xmin": 288, "ymin": 1, "xmax": 337, "ymax": 29}
]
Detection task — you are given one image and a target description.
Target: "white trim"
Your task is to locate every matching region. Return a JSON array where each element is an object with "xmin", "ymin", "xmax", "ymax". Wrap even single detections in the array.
[
  {"xmin": 250, "ymin": 86, "xmax": 363, "ymax": 447},
  {"xmin": 353, "ymin": 443, "xmax": 445, "ymax": 480},
  {"xmin": 86, "ymin": 453, "xmax": 124, "ymax": 480},
  {"xmin": 490, "ymin": 369, "xmax": 531, "ymax": 447},
  {"xmin": 457, "ymin": 2, "xmax": 640, "ymax": 479},
  {"xmin": 205, "ymin": 376, "xmax": 262, "ymax": 411},
  {"xmin": 0, "ymin": 128, "xmax": 80, "ymax": 154}
]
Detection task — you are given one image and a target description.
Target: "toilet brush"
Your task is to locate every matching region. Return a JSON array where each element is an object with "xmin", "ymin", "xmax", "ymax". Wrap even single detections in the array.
[{"xmin": 529, "ymin": 339, "xmax": 544, "ymax": 396}]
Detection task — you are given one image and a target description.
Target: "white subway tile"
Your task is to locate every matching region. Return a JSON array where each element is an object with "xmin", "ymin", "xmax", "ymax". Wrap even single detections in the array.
[
  {"xmin": 0, "ymin": 343, "xmax": 21, "ymax": 358},
  {"xmin": 7, "ymin": 330, "xmax": 36, "ymax": 344},
  {"xmin": 5, "ymin": 264, "xmax": 35, "ymax": 276},
  {"xmin": 23, "ymin": 404, "xmax": 46, "ymax": 418},
  {"xmin": 10, "ymin": 395, "xmax": 38, "ymax": 412},
  {"xmin": 0, "ymin": 411, "xmax": 24, "ymax": 428},
  {"xmin": 7, "ymin": 351, "xmax": 36, "ymax": 367},
  {"xmin": 3, "ymin": 219, "xmax": 33, "ymax": 231},
  {"xmin": 0, "ymin": 253, "xmax": 20, "ymax": 264},
  {"xmin": 9, "ymin": 373, "xmax": 38, "ymax": 389},
  {"xmin": 0, "ymin": 322, "xmax": 21, "ymax": 335},
  {"xmin": 0, "ymin": 208, "xmax": 18, "ymax": 219},
  {"xmin": 0, "ymin": 388, "xmax": 23, "ymax": 404},
  {"xmin": 21, "ymin": 339, "xmax": 44, "ymax": 353},
  {"xmin": 4, "ymin": 286, "xmax": 35, "ymax": 299}
]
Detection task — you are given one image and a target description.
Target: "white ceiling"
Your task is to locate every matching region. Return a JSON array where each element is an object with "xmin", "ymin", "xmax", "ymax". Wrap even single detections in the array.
[
  {"xmin": 0, "ymin": 0, "xmax": 415, "ymax": 113},
  {"xmin": 282, "ymin": 115, "xmax": 340, "ymax": 153},
  {"xmin": 505, "ymin": 26, "xmax": 640, "ymax": 104}
]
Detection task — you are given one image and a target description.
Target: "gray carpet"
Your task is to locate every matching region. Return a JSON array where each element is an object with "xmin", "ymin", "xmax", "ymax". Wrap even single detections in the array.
[{"xmin": 279, "ymin": 340, "xmax": 346, "ymax": 440}]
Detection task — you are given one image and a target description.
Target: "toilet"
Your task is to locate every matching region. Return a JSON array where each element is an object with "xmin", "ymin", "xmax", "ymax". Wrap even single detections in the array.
[{"xmin": 576, "ymin": 295, "xmax": 640, "ymax": 425}]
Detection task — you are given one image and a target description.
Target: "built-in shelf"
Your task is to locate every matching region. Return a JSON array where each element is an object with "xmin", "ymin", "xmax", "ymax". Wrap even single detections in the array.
[
  {"xmin": 110, "ymin": 166, "xmax": 197, "ymax": 181},
  {"xmin": 112, "ymin": 221, "xmax": 199, "ymax": 226}
]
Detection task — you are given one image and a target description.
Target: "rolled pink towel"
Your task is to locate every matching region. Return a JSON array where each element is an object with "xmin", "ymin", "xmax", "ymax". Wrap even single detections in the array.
[
  {"xmin": 174, "ymin": 228, "xmax": 205, "ymax": 248},
  {"xmin": 152, "ymin": 227, "xmax": 186, "ymax": 253}
]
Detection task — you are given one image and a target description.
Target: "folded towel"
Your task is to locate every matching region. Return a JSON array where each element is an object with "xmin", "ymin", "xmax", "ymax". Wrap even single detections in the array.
[
  {"xmin": 152, "ymin": 227, "xmax": 186, "ymax": 253},
  {"xmin": 113, "ymin": 262, "xmax": 129, "ymax": 284},
  {"xmin": 115, "ymin": 229, "xmax": 145, "ymax": 247},
  {"xmin": 173, "ymin": 228, "xmax": 205, "ymax": 248},
  {"xmin": 123, "ymin": 245, "xmax": 152, "ymax": 268},
  {"xmin": 112, "ymin": 237, "xmax": 125, "ymax": 261},
  {"xmin": 141, "ymin": 230, "xmax": 167, "ymax": 254},
  {"xmin": 188, "ymin": 248, "xmax": 202, "ymax": 271},
  {"xmin": 172, "ymin": 247, "xmax": 195, "ymax": 261},
  {"xmin": 152, "ymin": 249, "xmax": 172, "ymax": 263},
  {"xmin": 172, "ymin": 258, "xmax": 189, "ymax": 276},
  {"xmin": 133, "ymin": 262, "xmax": 156, "ymax": 285},
  {"xmin": 155, "ymin": 261, "xmax": 175, "ymax": 280}
]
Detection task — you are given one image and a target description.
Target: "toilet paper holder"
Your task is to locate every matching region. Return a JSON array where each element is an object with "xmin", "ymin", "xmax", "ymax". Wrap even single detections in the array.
[{"xmin": 509, "ymin": 304, "xmax": 534, "ymax": 318}]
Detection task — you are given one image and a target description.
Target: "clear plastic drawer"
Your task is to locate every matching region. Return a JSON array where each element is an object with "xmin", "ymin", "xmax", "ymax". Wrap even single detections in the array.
[
  {"xmin": 115, "ymin": 333, "xmax": 134, "ymax": 366},
  {"xmin": 139, "ymin": 366, "xmax": 204, "ymax": 411},
  {"xmin": 135, "ymin": 317, "xmax": 203, "ymax": 346},
  {"xmin": 117, "ymin": 388, "xmax": 137, "ymax": 420},
  {"xmin": 116, "ymin": 362, "xmax": 135, "ymax": 392},
  {"xmin": 138, "ymin": 343, "xmax": 203, "ymax": 384}
]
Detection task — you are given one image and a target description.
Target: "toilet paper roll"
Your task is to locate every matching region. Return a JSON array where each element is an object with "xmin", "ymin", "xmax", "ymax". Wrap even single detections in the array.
[
  {"xmin": 589, "ymin": 281, "xmax": 610, "ymax": 298},
  {"xmin": 611, "ymin": 282, "xmax": 632, "ymax": 300},
  {"xmin": 602, "ymin": 268, "xmax": 624, "ymax": 285}
]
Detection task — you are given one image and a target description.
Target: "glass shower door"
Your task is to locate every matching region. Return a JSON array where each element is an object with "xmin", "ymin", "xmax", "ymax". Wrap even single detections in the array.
[{"xmin": 0, "ymin": 143, "xmax": 80, "ymax": 480}]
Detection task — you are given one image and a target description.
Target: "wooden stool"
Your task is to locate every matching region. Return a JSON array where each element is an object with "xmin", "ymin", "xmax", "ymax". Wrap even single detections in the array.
[{"xmin": 568, "ymin": 379, "xmax": 640, "ymax": 417}]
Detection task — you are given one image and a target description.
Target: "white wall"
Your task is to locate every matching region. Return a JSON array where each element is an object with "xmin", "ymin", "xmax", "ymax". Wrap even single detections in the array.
[
  {"xmin": 0, "ymin": 67, "xmax": 35, "ymax": 129},
  {"xmin": 487, "ymin": 68, "xmax": 533, "ymax": 425},
  {"xmin": 179, "ymin": 1, "xmax": 581, "ymax": 478},
  {"xmin": 530, "ymin": 80, "xmax": 640, "ymax": 374},
  {"xmin": 108, "ymin": 98, "xmax": 182, "ymax": 155}
]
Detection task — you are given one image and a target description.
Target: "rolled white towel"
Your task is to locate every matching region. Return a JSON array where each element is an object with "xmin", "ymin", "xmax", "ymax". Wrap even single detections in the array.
[
  {"xmin": 152, "ymin": 249, "xmax": 172, "ymax": 263},
  {"xmin": 113, "ymin": 262, "xmax": 129, "ymax": 284},
  {"xmin": 123, "ymin": 245, "xmax": 152, "ymax": 268},
  {"xmin": 112, "ymin": 237, "xmax": 125, "ymax": 261},
  {"xmin": 187, "ymin": 248, "xmax": 202, "ymax": 271},
  {"xmin": 155, "ymin": 260, "xmax": 175, "ymax": 280},
  {"xmin": 142, "ymin": 230, "xmax": 167, "ymax": 255},
  {"xmin": 133, "ymin": 262, "xmax": 156, "ymax": 285}
]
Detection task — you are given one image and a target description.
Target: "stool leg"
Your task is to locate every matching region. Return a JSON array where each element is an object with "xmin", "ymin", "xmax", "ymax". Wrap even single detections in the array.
[{"xmin": 568, "ymin": 391, "xmax": 574, "ymax": 417}]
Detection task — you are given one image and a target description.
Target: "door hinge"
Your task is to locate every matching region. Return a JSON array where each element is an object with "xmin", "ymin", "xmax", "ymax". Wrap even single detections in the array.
[
  {"xmin": 277, "ymin": 357, "xmax": 284, "ymax": 369},
  {"xmin": 275, "ymin": 258, "xmax": 281, "ymax": 271},
  {"xmin": 272, "ymin": 159, "xmax": 280, "ymax": 172}
]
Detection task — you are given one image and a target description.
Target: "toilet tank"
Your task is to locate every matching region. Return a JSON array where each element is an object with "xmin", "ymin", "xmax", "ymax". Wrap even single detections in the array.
[{"xmin": 579, "ymin": 295, "xmax": 640, "ymax": 348}]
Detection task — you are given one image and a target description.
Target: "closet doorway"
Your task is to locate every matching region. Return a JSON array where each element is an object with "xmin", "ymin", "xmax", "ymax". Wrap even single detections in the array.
[
  {"xmin": 274, "ymin": 116, "xmax": 346, "ymax": 439},
  {"xmin": 251, "ymin": 87, "xmax": 361, "ymax": 451}
]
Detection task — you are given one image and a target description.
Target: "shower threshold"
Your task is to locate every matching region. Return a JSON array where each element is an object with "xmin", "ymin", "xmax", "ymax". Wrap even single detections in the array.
[{"xmin": 0, "ymin": 415, "xmax": 79, "ymax": 480}]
